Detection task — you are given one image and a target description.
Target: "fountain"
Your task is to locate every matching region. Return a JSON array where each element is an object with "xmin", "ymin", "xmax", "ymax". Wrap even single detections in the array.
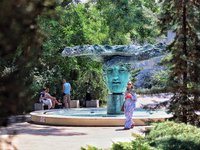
[
  {"xmin": 61, "ymin": 43, "xmax": 167, "ymax": 114},
  {"xmin": 31, "ymin": 42, "xmax": 171, "ymax": 126}
]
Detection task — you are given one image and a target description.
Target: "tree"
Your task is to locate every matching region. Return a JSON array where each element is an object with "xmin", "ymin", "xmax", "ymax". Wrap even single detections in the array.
[
  {"xmin": 130, "ymin": 67, "xmax": 143, "ymax": 86},
  {"xmin": 36, "ymin": 1, "xmax": 153, "ymax": 106},
  {"xmin": 89, "ymin": 0, "xmax": 159, "ymax": 45},
  {"xmin": 157, "ymin": 0, "xmax": 200, "ymax": 125},
  {"xmin": 75, "ymin": 70, "xmax": 108, "ymax": 106},
  {"xmin": 36, "ymin": 4, "xmax": 108, "ymax": 106},
  {"xmin": 0, "ymin": 0, "xmax": 59, "ymax": 124}
]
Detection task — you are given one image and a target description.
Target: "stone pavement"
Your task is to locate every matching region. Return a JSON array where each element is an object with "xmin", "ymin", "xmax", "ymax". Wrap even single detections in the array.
[
  {"xmin": 1, "ymin": 95, "xmax": 171, "ymax": 150},
  {"xmin": 0, "ymin": 116, "xmax": 146, "ymax": 150}
]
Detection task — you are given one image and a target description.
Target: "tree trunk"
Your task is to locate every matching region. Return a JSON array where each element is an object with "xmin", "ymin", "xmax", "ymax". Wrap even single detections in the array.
[{"xmin": 182, "ymin": 0, "xmax": 187, "ymax": 124}]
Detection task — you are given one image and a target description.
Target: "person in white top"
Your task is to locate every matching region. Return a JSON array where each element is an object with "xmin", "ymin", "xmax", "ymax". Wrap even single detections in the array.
[
  {"xmin": 46, "ymin": 88, "xmax": 62, "ymax": 109},
  {"xmin": 39, "ymin": 88, "xmax": 52, "ymax": 109}
]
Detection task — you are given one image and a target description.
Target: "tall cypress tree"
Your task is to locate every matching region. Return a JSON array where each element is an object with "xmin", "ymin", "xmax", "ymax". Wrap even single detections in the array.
[{"xmin": 158, "ymin": 0, "xmax": 200, "ymax": 125}]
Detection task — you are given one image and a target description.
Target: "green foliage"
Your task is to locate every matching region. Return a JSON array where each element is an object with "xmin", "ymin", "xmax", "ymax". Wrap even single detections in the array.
[
  {"xmin": 34, "ymin": 4, "xmax": 109, "ymax": 106},
  {"xmin": 35, "ymin": 1, "xmax": 151, "ymax": 106},
  {"xmin": 157, "ymin": 0, "xmax": 200, "ymax": 124},
  {"xmin": 81, "ymin": 145, "xmax": 102, "ymax": 150},
  {"xmin": 0, "ymin": 0, "xmax": 59, "ymax": 121},
  {"xmin": 111, "ymin": 141, "xmax": 134, "ymax": 150},
  {"xmin": 39, "ymin": 4, "xmax": 109, "ymax": 46},
  {"xmin": 88, "ymin": 0, "xmax": 159, "ymax": 45},
  {"xmin": 130, "ymin": 67, "xmax": 144, "ymax": 85},
  {"xmin": 82, "ymin": 121, "xmax": 200, "ymax": 150},
  {"xmin": 0, "ymin": 0, "xmax": 161, "ymax": 116},
  {"xmin": 72, "ymin": 69, "xmax": 108, "ymax": 106},
  {"xmin": 145, "ymin": 121, "xmax": 200, "ymax": 150},
  {"xmin": 111, "ymin": 132, "xmax": 151, "ymax": 150},
  {"xmin": 32, "ymin": 55, "xmax": 107, "ymax": 107}
]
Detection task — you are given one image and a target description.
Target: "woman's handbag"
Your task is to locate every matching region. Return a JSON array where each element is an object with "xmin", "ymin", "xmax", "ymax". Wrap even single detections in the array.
[{"xmin": 121, "ymin": 102, "xmax": 125, "ymax": 112}]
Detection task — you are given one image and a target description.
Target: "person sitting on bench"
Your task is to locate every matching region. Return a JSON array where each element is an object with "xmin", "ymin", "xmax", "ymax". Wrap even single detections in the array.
[
  {"xmin": 46, "ymin": 88, "xmax": 62, "ymax": 109},
  {"xmin": 39, "ymin": 87, "xmax": 52, "ymax": 109}
]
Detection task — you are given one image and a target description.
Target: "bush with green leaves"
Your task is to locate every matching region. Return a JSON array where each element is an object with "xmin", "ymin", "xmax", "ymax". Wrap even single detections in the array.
[
  {"xmin": 145, "ymin": 121, "xmax": 200, "ymax": 150},
  {"xmin": 81, "ymin": 145, "xmax": 102, "ymax": 150},
  {"xmin": 82, "ymin": 121, "xmax": 200, "ymax": 150},
  {"xmin": 111, "ymin": 133, "xmax": 151, "ymax": 150}
]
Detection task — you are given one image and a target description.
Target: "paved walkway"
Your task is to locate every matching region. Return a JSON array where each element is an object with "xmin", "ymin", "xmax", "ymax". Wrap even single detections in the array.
[
  {"xmin": 0, "ymin": 95, "xmax": 171, "ymax": 150},
  {"xmin": 1, "ymin": 116, "xmax": 146, "ymax": 150}
]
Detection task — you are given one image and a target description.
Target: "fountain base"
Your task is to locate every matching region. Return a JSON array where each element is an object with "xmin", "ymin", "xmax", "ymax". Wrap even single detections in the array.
[{"xmin": 30, "ymin": 108, "xmax": 171, "ymax": 126}]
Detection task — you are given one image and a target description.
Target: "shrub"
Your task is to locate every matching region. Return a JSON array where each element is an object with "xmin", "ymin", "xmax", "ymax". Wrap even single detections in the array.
[
  {"xmin": 82, "ymin": 121, "xmax": 200, "ymax": 150},
  {"xmin": 145, "ymin": 121, "xmax": 200, "ymax": 150},
  {"xmin": 111, "ymin": 133, "xmax": 151, "ymax": 150},
  {"xmin": 81, "ymin": 145, "xmax": 102, "ymax": 150}
]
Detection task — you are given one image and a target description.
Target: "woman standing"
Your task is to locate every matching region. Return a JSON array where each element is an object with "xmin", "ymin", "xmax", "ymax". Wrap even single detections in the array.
[{"xmin": 124, "ymin": 81, "xmax": 137, "ymax": 130}]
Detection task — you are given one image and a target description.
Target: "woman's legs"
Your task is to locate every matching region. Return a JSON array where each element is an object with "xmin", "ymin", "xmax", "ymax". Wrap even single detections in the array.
[
  {"xmin": 51, "ymin": 98, "xmax": 62, "ymax": 108},
  {"xmin": 124, "ymin": 109, "xmax": 134, "ymax": 128},
  {"xmin": 124, "ymin": 99, "xmax": 134, "ymax": 129},
  {"xmin": 43, "ymin": 99, "xmax": 52, "ymax": 109},
  {"xmin": 52, "ymin": 100, "xmax": 56, "ymax": 108}
]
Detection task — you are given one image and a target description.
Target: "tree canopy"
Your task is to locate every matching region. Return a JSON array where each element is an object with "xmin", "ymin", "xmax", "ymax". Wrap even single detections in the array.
[{"xmin": 88, "ymin": 0, "xmax": 159, "ymax": 45}]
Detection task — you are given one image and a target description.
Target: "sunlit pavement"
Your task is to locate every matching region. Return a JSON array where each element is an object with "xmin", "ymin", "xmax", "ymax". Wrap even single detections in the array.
[
  {"xmin": 1, "ymin": 95, "xmax": 171, "ymax": 150},
  {"xmin": 1, "ymin": 118, "xmax": 146, "ymax": 150}
]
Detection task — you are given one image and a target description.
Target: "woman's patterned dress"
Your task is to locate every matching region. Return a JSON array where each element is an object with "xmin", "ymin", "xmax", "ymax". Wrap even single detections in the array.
[{"xmin": 124, "ymin": 90, "xmax": 137, "ymax": 128}]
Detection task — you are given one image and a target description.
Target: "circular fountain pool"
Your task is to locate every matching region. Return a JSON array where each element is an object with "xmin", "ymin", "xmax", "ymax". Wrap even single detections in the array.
[{"xmin": 30, "ymin": 108, "xmax": 172, "ymax": 126}]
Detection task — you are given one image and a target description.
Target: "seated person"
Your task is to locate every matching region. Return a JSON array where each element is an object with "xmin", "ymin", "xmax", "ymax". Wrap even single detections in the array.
[
  {"xmin": 46, "ymin": 88, "xmax": 62, "ymax": 109},
  {"xmin": 39, "ymin": 87, "xmax": 52, "ymax": 109}
]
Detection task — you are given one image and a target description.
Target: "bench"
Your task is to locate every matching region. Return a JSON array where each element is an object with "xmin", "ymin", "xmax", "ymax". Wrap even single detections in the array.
[
  {"xmin": 34, "ymin": 103, "xmax": 48, "ymax": 111},
  {"xmin": 86, "ymin": 100, "xmax": 99, "ymax": 108},
  {"xmin": 70, "ymin": 100, "xmax": 80, "ymax": 108},
  {"xmin": 34, "ymin": 100, "xmax": 80, "ymax": 110}
]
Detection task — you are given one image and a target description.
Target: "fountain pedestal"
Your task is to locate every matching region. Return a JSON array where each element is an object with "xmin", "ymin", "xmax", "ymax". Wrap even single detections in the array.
[{"xmin": 107, "ymin": 94, "xmax": 124, "ymax": 114}]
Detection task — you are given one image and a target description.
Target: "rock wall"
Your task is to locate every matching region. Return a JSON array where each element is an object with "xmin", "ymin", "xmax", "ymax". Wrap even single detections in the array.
[{"xmin": 132, "ymin": 30, "xmax": 175, "ymax": 88}]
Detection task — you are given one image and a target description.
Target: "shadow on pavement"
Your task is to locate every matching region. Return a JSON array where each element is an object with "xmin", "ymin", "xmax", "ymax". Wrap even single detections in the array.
[{"xmin": 2, "ymin": 116, "xmax": 88, "ymax": 137}]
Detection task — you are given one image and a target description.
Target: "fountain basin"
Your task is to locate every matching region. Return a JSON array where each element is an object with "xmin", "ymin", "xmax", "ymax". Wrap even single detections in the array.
[{"xmin": 30, "ymin": 108, "xmax": 172, "ymax": 126}]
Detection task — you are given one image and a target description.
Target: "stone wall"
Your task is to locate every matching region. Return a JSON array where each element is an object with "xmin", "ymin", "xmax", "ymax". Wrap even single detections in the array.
[{"xmin": 132, "ymin": 30, "xmax": 175, "ymax": 88}]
